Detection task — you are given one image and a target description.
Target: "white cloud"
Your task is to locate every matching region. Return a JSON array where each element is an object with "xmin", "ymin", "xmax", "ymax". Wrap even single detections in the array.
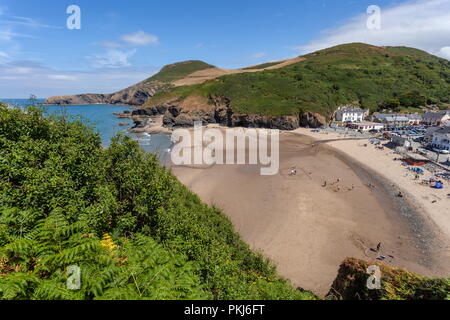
[
  {"xmin": 1, "ymin": 16, "xmax": 61, "ymax": 29},
  {"xmin": 294, "ymin": 0, "xmax": 450, "ymax": 60},
  {"xmin": 120, "ymin": 31, "xmax": 159, "ymax": 46},
  {"xmin": 5, "ymin": 66, "xmax": 34, "ymax": 74},
  {"xmin": 0, "ymin": 59, "xmax": 159, "ymax": 97},
  {"xmin": 98, "ymin": 40, "xmax": 122, "ymax": 48},
  {"xmin": 0, "ymin": 51, "xmax": 9, "ymax": 62},
  {"xmin": 87, "ymin": 49, "xmax": 137, "ymax": 68},
  {"xmin": 46, "ymin": 74, "xmax": 78, "ymax": 81},
  {"xmin": 438, "ymin": 46, "xmax": 450, "ymax": 59},
  {"xmin": 250, "ymin": 52, "xmax": 266, "ymax": 59},
  {"xmin": 0, "ymin": 27, "xmax": 34, "ymax": 42}
]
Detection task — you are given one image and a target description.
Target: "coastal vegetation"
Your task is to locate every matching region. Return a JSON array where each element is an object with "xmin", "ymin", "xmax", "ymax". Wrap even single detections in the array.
[
  {"xmin": 328, "ymin": 258, "xmax": 450, "ymax": 300},
  {"xmin": 242, "ymin": 62, "xmax": 283, "ymax": 70},
  {"xmin": 144, "ymin": 60, "xmax": 216, "ymax": 84},
  {"xmin": 0, "ymin": 103, "xmax": 314, "ymax": 300},
  {"xmin": 0, "ymin": 104, "xmax": 448, "ymax": 300},
  {"xmin": 147, "ymin": 43, "xmax": 450, "ymax": 118}
]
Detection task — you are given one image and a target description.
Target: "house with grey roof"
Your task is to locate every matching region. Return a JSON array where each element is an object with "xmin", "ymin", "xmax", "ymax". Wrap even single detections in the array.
[
  {"xmin": 373, "ymin": 114, "xmax": 409, "ymax": 127},
  {"xmin": 373, "ymin": 113, "xmax": 422, "ymax": 126},
  {"xmin": 422, "ymin": 111, "xmax": 450, "ymax": 126},
  {"xmin": 406, "ymin": 114, "xmax": 422, "ymax": 125}
]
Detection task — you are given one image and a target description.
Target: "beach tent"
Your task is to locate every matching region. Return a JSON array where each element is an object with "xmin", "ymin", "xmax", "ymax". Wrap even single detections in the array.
[
  {"xmin": 432, "ymin": 182, "xmax": 444, "ymax": 189},
  {"xmin": 410, "ymin": 167, "xmax": 424, "ymax": 174}
]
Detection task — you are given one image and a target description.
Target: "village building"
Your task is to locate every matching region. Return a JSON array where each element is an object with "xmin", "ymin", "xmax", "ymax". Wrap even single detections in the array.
[
  {"xmin": 390, "ymin": 134, "xmax": 413, "ymax": 148},
  {"xmin": 346, "ymin": 122, "xmax": 385, "ymax": 132},
  {"xmin": 380, "ymin": 115, "xmax": 410, "ymax": 127},
  {"xmin": 406, "ymin": 114, "xmax": 422, "ymax": 125},
  {"xmin": 373, "ymin": 113, "xmax": 422, "ymax": 126},
  {"xmin": 430, "ymin": 126, "xmax": 450, "ymax": 152},
  {"xmin": 334, "ymin": 107, "xmax": 368, "ymax": 123},
  {"xmin": 422, "ymin": 111, "xmax": 450, "ymax": 126}
]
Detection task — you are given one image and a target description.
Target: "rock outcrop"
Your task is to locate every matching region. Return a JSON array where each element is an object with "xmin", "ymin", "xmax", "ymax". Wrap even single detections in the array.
[
  {"xmin": 45, "ymin": 81, "xmax": 167, "ymax": 106},
  {"xmin": 130, "ymin": 99, "xmax": 325, "ymax": 131}
]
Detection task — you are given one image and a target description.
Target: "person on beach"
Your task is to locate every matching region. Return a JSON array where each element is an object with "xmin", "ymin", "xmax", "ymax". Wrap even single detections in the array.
[
  {"xmin": 377, "ymin": 242, "xmax": 382, "ymax": 252},
  {"xmin": 290, "ymin": 167, "xmax": 298, "ymax": 176}
]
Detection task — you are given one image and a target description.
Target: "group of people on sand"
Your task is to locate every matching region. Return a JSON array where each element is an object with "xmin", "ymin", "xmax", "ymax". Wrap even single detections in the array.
[{"xmin": 321, "ymin": 178, "xmax": 355, "ymax": 192}]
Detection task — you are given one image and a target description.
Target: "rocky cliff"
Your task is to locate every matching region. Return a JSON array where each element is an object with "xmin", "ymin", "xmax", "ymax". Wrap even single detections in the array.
[
  {"xmin": 130, "ymin": 97, "xmax": 326, "ymax": 131},
  {"xmin": 45, "ymin": 80, "xmax": 167, "ymax": 106}
]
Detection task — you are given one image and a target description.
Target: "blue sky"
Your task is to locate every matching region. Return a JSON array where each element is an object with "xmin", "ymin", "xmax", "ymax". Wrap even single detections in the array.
[{"xmin": 0, "ymin": 0, "xmax": 449, "ymax": 97}]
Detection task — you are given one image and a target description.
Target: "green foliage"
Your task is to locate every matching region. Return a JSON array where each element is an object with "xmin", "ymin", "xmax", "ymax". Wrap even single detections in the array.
[
  {"xmin": 146, "ymin": 60, "xmax": 216, "ymax": 84},
  {"xmin": 378, "ymin": 98, "xmax": 401, "ymax": 112},
  {"xmin": 378, "ymin": 90, "xmax": 428, "ymax": 112},
  {"xmin": 398, "ymin": 90, "xmax": 428, "ymax": 108},
  {"xmin": 327, "ymin": 258, "xmax": 449, "ymax": 300},
  {"xmin": 242, "ymin": 62, "xmax": 282, "ymax": 70},
  {"xmin": 149, "ymin": 43, "xmax": 450, "ymax": 117},
  {"xmin": 0, "ymin": 105, "xmax": 313, "ymax": 300}
]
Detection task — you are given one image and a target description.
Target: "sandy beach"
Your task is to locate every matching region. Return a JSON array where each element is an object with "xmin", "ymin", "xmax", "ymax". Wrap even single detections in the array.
[
  {"xmin": 296, "ymin": 128, "xmax": 450, "ymax": 239},
  {"xmin": 169, "ymin": 127, "xmax": 450, "ymax": 296}
]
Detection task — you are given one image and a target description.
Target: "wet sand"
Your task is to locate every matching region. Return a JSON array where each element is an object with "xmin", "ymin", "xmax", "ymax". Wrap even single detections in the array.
[{"xmin": 169, "ymin": 129, "xmax": 450, "ymax": 296}]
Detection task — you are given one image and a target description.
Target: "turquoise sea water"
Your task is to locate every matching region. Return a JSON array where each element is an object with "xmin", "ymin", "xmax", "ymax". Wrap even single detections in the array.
[{"xmin": 0, "ymin": 99, "xmax": 173, "ymax": 162}]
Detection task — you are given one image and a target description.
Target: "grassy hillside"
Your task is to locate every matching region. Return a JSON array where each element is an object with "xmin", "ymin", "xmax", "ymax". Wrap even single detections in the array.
[
  {"xmin": 147, "ymin": 43, "xmax": 450, "ymax": 117},
  {"xmin": 145, "ymin": 60, "xmax": 216, "ymax": 84},
  {"xmin": 0, "ymin": 103, "xmax": 315, "ymax": 300},
  {"xmin": 328, "ymin": 258, "xmax": 449, "ymax": 300},
  {"xmin": 242, "ymin": 61, "xmax": 283, "ymax": 70}
]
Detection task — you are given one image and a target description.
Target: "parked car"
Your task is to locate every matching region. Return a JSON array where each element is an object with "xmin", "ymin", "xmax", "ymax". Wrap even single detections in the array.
[{"xmin": 433, "ymin": 148, "xmax": 450, "ymax": 154}]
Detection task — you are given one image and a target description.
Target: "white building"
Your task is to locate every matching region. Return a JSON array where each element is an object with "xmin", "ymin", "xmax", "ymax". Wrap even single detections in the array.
[
  {"xmin": 430, "ymin": 127, "xmax": 450, "ymax": 151},
  {"xmin": 335, "ymin": 107, "xmax": 367, "ymax": 123},
  {"xmin": 422, "ymin": 111, "xmax": 450, "ymax": 126},
  {"xmin": 346, "ymin": 122, "xmax": 385, "ymax": 132}
]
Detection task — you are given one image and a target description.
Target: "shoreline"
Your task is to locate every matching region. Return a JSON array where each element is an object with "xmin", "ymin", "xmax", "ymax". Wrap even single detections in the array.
[
  {"xmin": 295, "ymin": 128, "xmax": 450, "ymax": 241},
  {"xmin": 165, "ymin": 126, "xmax": 449, "ymax": 295},
  {"xmin": 308, "ymin": 134, "xmax": 449, "ymax": 271}
]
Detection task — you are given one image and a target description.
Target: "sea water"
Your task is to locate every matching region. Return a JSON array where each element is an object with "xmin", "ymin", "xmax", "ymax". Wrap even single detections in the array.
[{"xmin": 0, "ymin": 99, "xmax": 173, "ymax": 162}]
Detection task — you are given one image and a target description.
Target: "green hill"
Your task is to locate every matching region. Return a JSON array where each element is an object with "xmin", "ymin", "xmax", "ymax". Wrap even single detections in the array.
[
  {"xmin": 45, "ymin": 60, "xmax": 216, "ymax": 106},
  {"xmin": 148, "ymin": 43, "xmax": 450, "ymax": 118},
  {"xmin": 242, "ymin": 61, "xmax": 284, "ymax": 70},
  {"xmin": 145, "ymin": 60, "xmax": 216, "ymax": 84}
]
